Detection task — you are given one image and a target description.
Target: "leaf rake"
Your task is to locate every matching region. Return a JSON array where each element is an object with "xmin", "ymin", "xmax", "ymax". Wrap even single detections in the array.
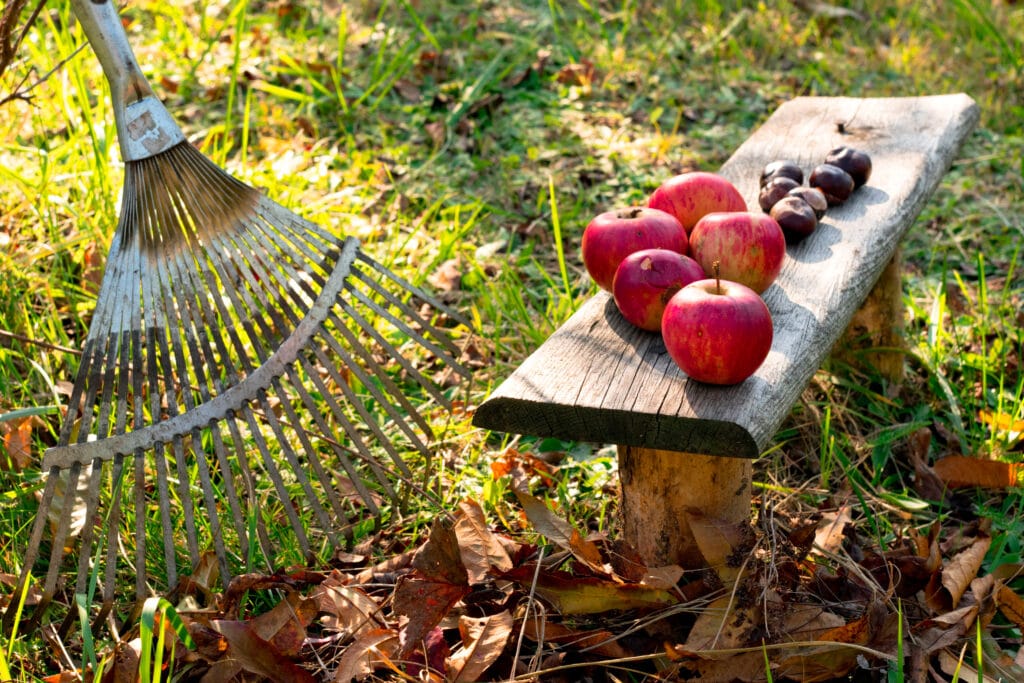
[{"xmin": 3, "ymin": 0, "xmax": 471, "ymax": 636}]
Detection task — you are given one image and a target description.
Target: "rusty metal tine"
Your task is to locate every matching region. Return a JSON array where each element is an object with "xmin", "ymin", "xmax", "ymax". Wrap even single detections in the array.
[
  {"xmin": 225, "ymin": 414, "xmax": 274, "ymax": 570},
  {"xmin": 171, "ymin": 438, "xmax": 201, "ymax": 566},
  {"xmin": 267, "ymin": 372, "xmax": 356, "ymax": 532},
  {"xmin": 132, "ymin": 450, "xmax": 147, "ymax": 599},
  {"xmin": 282, "ymin": 363, "xmax": 382, "ymax": 517},
  {"xmin": 40, "ymin": 462, "xmax": 83, "ymax": 606},
  {"xmin": 189, "ymin": 425, "xmax": 232, "ymax": 581},
  {"xmin": 102, "ymin": 453, "xmax": 127, "ymax": 613},
  {"xmin": 144, "ymin": 184, "xmax": 204, "ymax": 569},
  {"xmin": 227, "ymin": 222, "xmax": 430, "ymax": 470},
  {"xmin": 322, "ymin": 309, "xmax": 437, "ymax": 436},
  {"xmin": 294, "ymin": 353, "xmax": 400, "ymax": 503},
  {"xmin": 255, "ymin": 389, "xmax": 340, "ymax": 549},
  {"xmin": 72, "ymin": 459, "xmax": 106, "ymax": 596},
  {"xmin": 209, "ymin": 424, "xmax": 249, "ymax": 570},
  {"xmin": 238, "ymin": 229, "xmax": 438, "ymax": 447},
  {"xmin": 235, "ymin": 215, "xmax": 458, "ymax": 413},
  {"xmin": 346, "ymin": 277, "xmax": 465, "ymax": 379},
  {"xmin": 241, "ymin": 405, "xmax": 314, "ymax": 561},
  {"xmin": 330, "ymin": 300, "xmax": 452, "ymax": 411},
  {"xmin": 152, "ymin": 442, "xmax": 177, "ymax": 588},
  {"xmin": 356, "ymin": 250, "xmax": 475, "ymax": 331},
  {"xmin": 307, "ymin": 339, "xmax": 422, "ymax": 476},
  {"xmin": 352, "ymin": 260, "xmax": 468, "ymax": 364},
  {"xmin": 3, "ymin": 468, "xmax": 58, "ymax": 632},
  {"xmin": 209, "ymin": 225, "xmax": 405, "ymax": 504},
  {"xmin": 57, "ymin": 459, "xmax": 106, "ymax": 639}
]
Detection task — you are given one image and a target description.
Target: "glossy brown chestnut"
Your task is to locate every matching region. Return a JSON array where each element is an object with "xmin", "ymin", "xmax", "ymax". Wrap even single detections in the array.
[
  {"xmin": 758, "ymin": 176, "xmax": 800, "ymax": 213},
  {"xmin": 787, "ymin": 185, "xmax": 828, "ymax": 219},
  {"xmin": 824, "ymin": 146, "xmax": 872, "ymax": 187},
  {"xmin": 809, "ymin": 164, "xmax": 855, "ymax": 206},
  {"xmin": 759, "ymin": 160, "xmax": 804, "ymax": 187},
  {"xmin": 770, "ymin": 196, "xmax": 818, "ymax": 243}
]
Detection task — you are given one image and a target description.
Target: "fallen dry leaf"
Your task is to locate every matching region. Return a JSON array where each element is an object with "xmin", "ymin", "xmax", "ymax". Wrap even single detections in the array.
[
  {"xmin": 925, "ymin": 536, "xmax": 991, "ymax": 613},
  {"xmin": 933, "ymin": 455, "xmax": 1024, "ymax": 488},
  {"xmin": 501, "ymin": 565, "xmax": 676, "ymax": 615},
  {"xmin": 453, "ymin": 498, "xmax": 513, "ymax": 584},
  {"xmin": 665, "ymin": 646, "xmax": 766, "ymax": 682},
  {"xmin": 519, "ymin": 617, "xmax": 633, "ymax": 660},
  {"xmin": 210, "ymin": 619, "xmax": 317, "ymax": 683},
  {"xmin": 315, "ymin": 576, "xmax": 385, "ymax": 638},
  {"xmin": 428, "ymin": 257, "xmax": 463, "ymax": 293},
  {"xmin": 938, "ymin": 647, "xmax": 1005, "ymax": 683},
  {"xmin": 1, "ymin": 415, "xmax": 35, "ymax": 471},
  {"xmin": 100, "ymin": 638, "xmax": 142, "ymax": 683},
  {"xmin": 775, "ymin": 600, "xmax": 894, "ymax": 682},
  {"xmin": 393, "ymin": 574, "xmax": 469, "ymax": 657},
  {"xmin": 683, "ymin": 594, "xmax": 760, "ymax": 651},
  {"xmin": 685, "ymin": 510, "xmax": 752, "ymax": 585},
  {"xmin": 912, "ymin": 603, "xmax": 978, "ymax": 654},
  {"xmin": 812, "ymin": 502, "xmax": 852, "ymax": 556},
  {"xmin": 412, "ymin": 517, "xmax": 469, "ymax": 585},
  {"xmin": 448, "ymin": 611, "xmax": 514, "ymax": 683},
  {"xmin": 332, "ymin": 628, "xmax": 400, "ymax": 682},
  {"xmin": 997, "ymin": 581, "xmax": 1024, "ymax": 630},
  {"xmin": 514, "ymin": 489, "xmax": 610, "ymax": 577},
  {"xmin": 405, "ymin": 627, "xmax": 449, "ymax": 679},
  {"xmin": 780, "ymin": 604, "xmax": 847, "ymax": 642}
]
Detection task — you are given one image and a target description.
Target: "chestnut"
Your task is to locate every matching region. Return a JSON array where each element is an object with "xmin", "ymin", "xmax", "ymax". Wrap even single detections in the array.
[
  {"xmin": 824, "ymin": 146, "xmax": 872, "ymax": 187},
  {"xmin": 760, "ymin": 160, "xmax": 803, "ymax": 187},
  {"xmin": 770, "ymin": 196, "xmax": 818, "ymax": 243},
  {"xmin": 758, "ymin": 176, "xmax": 800, "ymax": 213},
  {"xmin": 809, "ymin": 164, "xmax": 854, "ymax": 205},
  {"xmin": 787, "ymin": 185, "xmax": 828, "ymax": 219}
]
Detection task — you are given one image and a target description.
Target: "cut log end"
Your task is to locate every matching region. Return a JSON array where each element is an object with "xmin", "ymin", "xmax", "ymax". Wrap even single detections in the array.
[{"xmin": 618, "ymin": 445, "xmax": 753, "ymax": 569}]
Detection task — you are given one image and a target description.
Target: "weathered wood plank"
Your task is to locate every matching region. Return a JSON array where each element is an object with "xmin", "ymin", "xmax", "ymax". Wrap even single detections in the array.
[{"xmin": 473, "ymin": 94, "xmax": 980, "ymax": 458}]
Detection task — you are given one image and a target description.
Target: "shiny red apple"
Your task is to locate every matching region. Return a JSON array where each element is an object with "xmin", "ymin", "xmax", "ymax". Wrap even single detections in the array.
[
  {"xmin": 662, "ymin": 276, "xmax": 773, "ymax": 385},
  {"xmin": 688, "ymin": 211, "xmax": 786, "ymax": 294},
  {"xmin": 612, "ymin": 248, "xmax": 706, "ymax": 332},
  {"xmin": 581, "ymin": 207, "xmax": 687, "ymax": 291},
  {"xmin": 647, "ymin": 171, "xmax": 746, "ymax": 234}
]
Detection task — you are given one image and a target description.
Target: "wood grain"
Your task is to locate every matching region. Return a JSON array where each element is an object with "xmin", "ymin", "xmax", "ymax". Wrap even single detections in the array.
[{"xmin": 474, "ymin": 94, "xmax": 979, "ymax": 458}]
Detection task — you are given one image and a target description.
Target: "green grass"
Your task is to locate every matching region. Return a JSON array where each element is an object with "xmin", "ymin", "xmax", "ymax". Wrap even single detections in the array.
[{"xmin": 1, "ymin": 0, "xmax": 1022, "ymax": 679}]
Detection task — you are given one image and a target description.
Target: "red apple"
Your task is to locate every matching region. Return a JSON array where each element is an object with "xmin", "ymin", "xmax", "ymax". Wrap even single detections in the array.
[
  {"xmin": 612, "ymin": 248, "xmax": 706, "ymax": 332},
  {"xmin": 647, "ymin": 171, "xmax": 746, "ymax": 234},
  {"xmin": 662, "ymin": 277, "xmax": 773, "ymax": 385},
  {"xmin": 688, "ymin": 211, "xmax": 786, "ymax": 294},
  {"xmin": 581, "ymin": 207, "xmax": 687, "ymax": 291}
]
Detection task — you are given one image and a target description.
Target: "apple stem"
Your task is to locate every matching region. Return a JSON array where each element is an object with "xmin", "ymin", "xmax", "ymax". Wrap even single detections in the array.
[{"xmin": 712, "ymin": 260, "xmax": 721, "ymax": 294}]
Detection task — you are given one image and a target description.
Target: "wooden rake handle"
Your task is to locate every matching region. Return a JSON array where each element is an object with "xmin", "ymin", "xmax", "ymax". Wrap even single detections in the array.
[{"xmin": 69, "ymin": 0, "xmax": 185, "ymax": 160}]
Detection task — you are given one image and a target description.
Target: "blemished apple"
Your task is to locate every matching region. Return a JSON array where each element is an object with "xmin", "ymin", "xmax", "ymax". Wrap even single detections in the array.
[
  {"xmin": 612, "ymin": 249, "xmax": 706, "ymax": 332},
  {"xmin": 647, "ymin": 171, "xmax": 747, "ymax": 234},
  {"xmin": 688, "ymin": 211, "xmax": 786, "ymax": 294},
  {"xmin": 581, "ymin": 207, "xmax": 688, "ymax": 291},
  {"xmin": 662, "ymin": 276, "xmax": 773, "ymax": 385}
]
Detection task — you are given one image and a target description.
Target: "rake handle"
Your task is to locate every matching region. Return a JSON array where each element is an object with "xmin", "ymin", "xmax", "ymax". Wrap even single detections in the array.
[{"xmin": 69, "ymin": 0, "xmax": 185, "ymax": 161}]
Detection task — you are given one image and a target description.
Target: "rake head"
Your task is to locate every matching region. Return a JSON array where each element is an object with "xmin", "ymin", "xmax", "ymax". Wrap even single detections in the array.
[{"xmin": 6, "ymin": 137, "xmax": 472, "ymax": 635}]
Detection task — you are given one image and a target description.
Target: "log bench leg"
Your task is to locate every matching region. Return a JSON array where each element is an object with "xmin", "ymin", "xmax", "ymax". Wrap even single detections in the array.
[
  {"xmin": 834, "ymin": 249, "xmax": 906, "ymax": 384},
  {"xmin": 619, "ymin": 446, "xmax": 752, "ymax": 569}
]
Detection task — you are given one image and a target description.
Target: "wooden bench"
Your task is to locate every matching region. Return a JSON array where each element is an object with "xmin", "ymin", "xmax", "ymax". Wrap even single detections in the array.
[{"xmin": 473, "ymin": 94, "xmax": 980, "ymax": 568}]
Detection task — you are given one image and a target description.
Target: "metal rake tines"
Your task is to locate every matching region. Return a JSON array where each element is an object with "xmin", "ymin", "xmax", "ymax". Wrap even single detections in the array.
[{"xmin": 8, "ymin": 142, "xmax": 471, "ymax": 634}]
